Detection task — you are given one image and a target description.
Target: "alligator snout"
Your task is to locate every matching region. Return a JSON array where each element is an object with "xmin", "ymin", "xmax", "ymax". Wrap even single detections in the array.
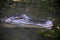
[{"xmin": 2, "ymin": 14, "xmax": 53, "ymax": 29}]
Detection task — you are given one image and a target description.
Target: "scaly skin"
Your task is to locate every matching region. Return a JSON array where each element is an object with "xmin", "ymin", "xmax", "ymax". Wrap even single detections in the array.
[{"xmin": 1, "ymin": 14, "xmax": 53, "ymax": 29}]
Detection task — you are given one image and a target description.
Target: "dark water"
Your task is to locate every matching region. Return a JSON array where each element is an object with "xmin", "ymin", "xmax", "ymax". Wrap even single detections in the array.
[
  {"xmin": 0, "ymin": 27, "xmax": 56, "ymax": 40},
  {"xmin": 0, "ymin": 1, "xmax": 59, "ymax": 40},
  {"xmin": 0, "ymin": 27, "xmax": 43, "ymax": 40}
]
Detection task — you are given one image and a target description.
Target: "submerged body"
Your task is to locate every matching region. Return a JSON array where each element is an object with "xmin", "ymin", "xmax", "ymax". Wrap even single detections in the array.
[{"xmin": 2, "ymin": 14, "xmax": 53, "ymax": 29}]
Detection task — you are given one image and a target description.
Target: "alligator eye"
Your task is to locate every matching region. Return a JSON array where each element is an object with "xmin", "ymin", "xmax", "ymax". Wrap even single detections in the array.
[
  {"xmin": 15, "ymin": 17, "xmax": 23, "ymax": 19},
  {"xmin": 20, "ymin": 18, "xmax": 23, "ymax": 19}
]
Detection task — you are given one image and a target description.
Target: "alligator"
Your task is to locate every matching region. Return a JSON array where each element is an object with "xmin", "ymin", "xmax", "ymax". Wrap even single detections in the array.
[{"xmin": 1, "ymin": 14, "xmax": 53, "ymax": 29}]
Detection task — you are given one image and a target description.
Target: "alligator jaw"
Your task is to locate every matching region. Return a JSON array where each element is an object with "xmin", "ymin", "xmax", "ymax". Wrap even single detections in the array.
[{"xmin": 1, "ymin": 22, "xmax": 53, "ymax": 30}]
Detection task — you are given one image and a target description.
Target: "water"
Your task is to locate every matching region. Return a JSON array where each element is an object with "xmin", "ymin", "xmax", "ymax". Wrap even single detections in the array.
[{"xmin": 0, "ymin": 1, "xmax": 55, "ymax": 40}]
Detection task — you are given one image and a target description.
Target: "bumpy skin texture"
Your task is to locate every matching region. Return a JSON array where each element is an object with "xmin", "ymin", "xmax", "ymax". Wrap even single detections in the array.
[{"xmin": 2, "ymin": 14, "xmax": 53, "ymax": 29}]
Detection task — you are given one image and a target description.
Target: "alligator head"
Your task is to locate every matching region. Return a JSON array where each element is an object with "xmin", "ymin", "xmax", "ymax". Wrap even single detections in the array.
[{"xmin": 1, "ymin": 14, "xmax": 53, "ymax": 29}]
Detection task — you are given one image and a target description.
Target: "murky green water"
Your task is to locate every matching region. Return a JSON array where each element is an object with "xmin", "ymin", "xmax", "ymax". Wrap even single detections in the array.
[{"xmin": 1, "ymin": 0, "xmax": 60, "ymax": 40}]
